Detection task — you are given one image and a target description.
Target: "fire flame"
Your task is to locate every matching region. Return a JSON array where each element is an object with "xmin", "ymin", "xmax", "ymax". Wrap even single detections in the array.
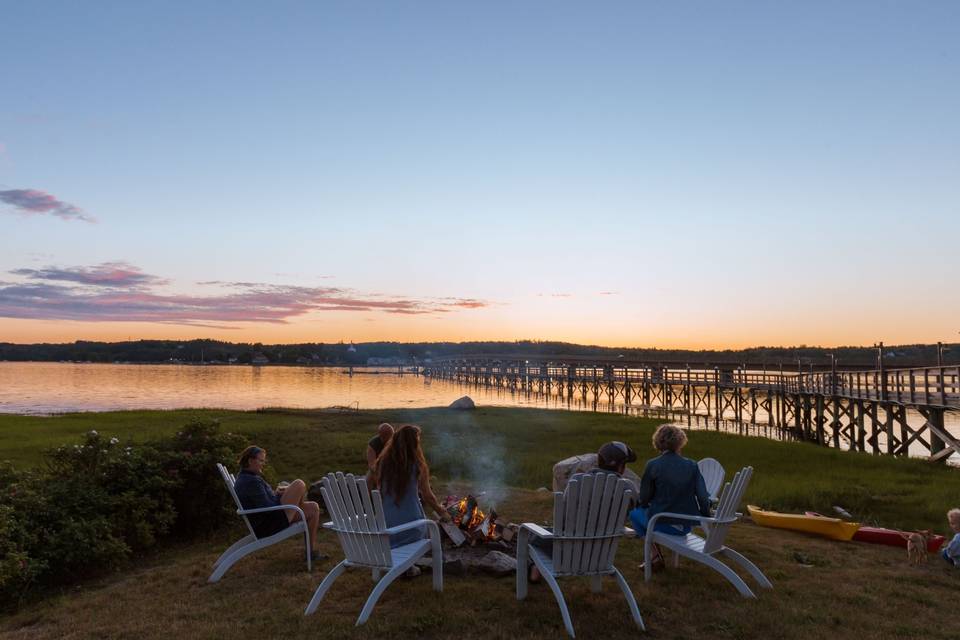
[{"xmin": 454, "ymin": 496, "xmax": 498, "ymax": 539}]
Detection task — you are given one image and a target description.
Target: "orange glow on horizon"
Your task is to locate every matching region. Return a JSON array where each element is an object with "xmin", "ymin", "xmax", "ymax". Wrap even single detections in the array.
[{"xmin": 0, "ymin": 314, "xmax": 953, "ymax": 350}]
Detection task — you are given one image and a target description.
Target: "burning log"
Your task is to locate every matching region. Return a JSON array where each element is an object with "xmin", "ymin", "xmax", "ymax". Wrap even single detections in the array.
[
  {"xmin": 439, "ymin": 493, "xmax": 509, "ymax": 547},
  {"xmin": 440, "ymin": 520, "xmax": 466, "ymax": 547}
]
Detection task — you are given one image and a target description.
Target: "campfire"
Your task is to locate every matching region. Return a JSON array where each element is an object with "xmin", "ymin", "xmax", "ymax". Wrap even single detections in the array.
[{"xmin": 438, "ymin": 493, "xmax": 514, "ymax": 547}]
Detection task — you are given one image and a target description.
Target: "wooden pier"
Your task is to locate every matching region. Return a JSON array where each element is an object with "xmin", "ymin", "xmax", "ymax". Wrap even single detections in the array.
[{"xmin": 422, "ymin": 354, "xmax": 960, "ymax": 462}]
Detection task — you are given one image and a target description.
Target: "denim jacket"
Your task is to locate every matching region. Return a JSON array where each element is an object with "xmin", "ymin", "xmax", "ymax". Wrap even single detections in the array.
[
  {"xmin": 636, "ymin": 451, "xmax": 711, "ymax": 526},
  {"xmin": 233, "ymin": 469, "xmax": 280, "ymax": 530}
]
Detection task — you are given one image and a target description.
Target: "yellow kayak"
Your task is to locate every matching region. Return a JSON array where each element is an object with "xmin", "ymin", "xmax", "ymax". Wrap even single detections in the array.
[{"xmin": 747, "ymin": 505, "xmax": 860, "ymax": 541}]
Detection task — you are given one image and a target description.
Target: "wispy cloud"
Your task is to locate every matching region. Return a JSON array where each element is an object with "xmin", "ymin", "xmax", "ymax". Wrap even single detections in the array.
[
  {"xmin": 598, "ymin": 291, "xmax": 619, "ymax": 296},
  {"xmin": 0, "ymin": 189, "xmax": 95, "ymax": 223},
  {"xmin": 0, "ymin": 263, "xmax": 491, "ymax": 325},
  {"xmin": 12, "ymin": 262, "xmax": 166, "ymax": 288}
]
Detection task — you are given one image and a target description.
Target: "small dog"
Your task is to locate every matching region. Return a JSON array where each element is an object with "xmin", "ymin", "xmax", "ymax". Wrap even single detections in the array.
[{"xmin": 900, "ymin": 530, "xmax": 931, "ymax": 565}]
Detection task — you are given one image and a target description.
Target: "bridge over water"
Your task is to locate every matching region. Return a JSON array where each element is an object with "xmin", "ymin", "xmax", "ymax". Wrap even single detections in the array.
[{"xmin": 422, "ymin": 354, "xmax": 960, "ymax": 463}]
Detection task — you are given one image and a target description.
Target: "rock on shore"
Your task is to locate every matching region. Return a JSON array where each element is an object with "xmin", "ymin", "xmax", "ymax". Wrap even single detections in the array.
[{"xmin": 448, "ymin": 395, "xmax": 476, "ymax": 410}]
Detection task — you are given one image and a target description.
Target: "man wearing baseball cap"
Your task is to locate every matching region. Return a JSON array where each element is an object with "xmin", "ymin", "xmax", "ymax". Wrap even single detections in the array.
[
  {"xmin": 529, "ymin": 440, "xmax": 638, "ymax": 583},
  {"xmin": 596, "ymin": 440, "xmax": 638, "ymax": 475}
]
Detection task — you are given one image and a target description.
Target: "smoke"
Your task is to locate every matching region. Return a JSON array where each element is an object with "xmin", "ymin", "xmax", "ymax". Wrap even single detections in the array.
[{"xmin": 425, "ymin": 408, "xmax": 510, "ymax": 508}]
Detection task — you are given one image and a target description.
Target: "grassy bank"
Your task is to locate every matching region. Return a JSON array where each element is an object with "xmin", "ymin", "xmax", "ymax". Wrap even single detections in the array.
[
  {"xmin": 3, "ymin": 407, "xmax": 957, "ymax": 530},
  {"xmin": 1, "ymin": 407, "xmax": 959, "ymax": 638}
]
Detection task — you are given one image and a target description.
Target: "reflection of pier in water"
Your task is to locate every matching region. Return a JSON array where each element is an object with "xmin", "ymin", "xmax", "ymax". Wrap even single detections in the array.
[{"xmin": 423, "ymin": 353, "xmax": 960, "ymax": 463}]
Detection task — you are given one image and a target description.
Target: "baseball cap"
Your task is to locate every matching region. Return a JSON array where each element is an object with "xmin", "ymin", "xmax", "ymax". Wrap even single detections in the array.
[{"xmin": 597, "ymin": 441, "xmax": 637, "ymax": 466}]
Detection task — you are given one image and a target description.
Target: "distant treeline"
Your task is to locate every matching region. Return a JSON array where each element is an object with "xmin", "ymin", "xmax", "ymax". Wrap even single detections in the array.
[{"xmin": 0, "ymin": 339, "xmax": 956, "ymax": 367}]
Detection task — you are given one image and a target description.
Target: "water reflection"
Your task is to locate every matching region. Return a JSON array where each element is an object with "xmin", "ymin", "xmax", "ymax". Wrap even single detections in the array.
[{"xmin": 1, "ymin": 362, "xmax": 956, "ymax": 462}]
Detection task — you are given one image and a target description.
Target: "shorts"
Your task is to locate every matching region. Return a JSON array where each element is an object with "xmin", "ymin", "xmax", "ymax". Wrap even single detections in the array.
[
  {"xmin": 629, "ymin": 506, "xmax": 692, "ymax": 538},
  {"xmin": 252, "ymin": 510, "xmax": 291, "ymax": 539}
]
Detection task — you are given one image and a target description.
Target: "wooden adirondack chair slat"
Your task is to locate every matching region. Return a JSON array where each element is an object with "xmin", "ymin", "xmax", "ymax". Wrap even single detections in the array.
[
  {"xmin": 595, "ymin": 477, "xmax": 626, "ymax": 570},
  {"xmin": 518, "ymin": 474, "xmax": 644, "ymax": 637},
  {"xmin": 552, "ymin": 490, "xmax": 565, "ymax": 570},
  {"xmin": 306, "ymin": 471, "xmax": 443, "ymax": 626},
  {"xmin": 579, "ymin": 473, "xmax": 605, "ymax": 573},
  {"xmin": 697, "ymin": 457, "xmax": 726, "ymax": 501},
  {"xmin": 643, "ymin": 466, "xmax": 771, "ymax": 599},
  {"xmin": 587, "ymin": 474, "xmax": 618, "ymax": 571},
  {"xmin": 326, "ymin": 475, "xmax": 362, "ymax": 563},
  {"xmin": 369, "ymin": 490, "xmax": 393, "ymax": 568},
  {"xmin": 208, "ymin": 463, "xmax": 311, "ymax": 583},
  {"xmin": 571, "ymin": 474, "xmax": 593, "ymax": 574},
  {"xmin": 560, "ymin": 479, "xmax": 581, "ymax": 573}
]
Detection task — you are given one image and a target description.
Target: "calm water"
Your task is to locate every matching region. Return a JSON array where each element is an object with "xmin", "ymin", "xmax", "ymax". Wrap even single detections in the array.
[
  {"xmin": 0, "ymin": 362, "xmax": 580, "ymax": 414},
  {"xmin": 2, "ymin": 362, "xmax": 957, "ymax": 462}
]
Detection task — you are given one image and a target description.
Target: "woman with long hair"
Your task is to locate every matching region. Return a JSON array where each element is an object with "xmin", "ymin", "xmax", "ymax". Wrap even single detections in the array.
[{"xmin": 374, "ymin": 424, "xmax": 450, "ymax": 549}]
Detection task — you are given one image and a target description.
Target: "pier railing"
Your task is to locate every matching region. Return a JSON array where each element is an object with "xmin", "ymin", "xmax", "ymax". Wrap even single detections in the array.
[
  {"xmin": 793, "ymin": 366, "xmax": 960, "ymax": 407},
  {"xmin": 423, "ymin": 357, "xmax": 960, "ymax": 462}
]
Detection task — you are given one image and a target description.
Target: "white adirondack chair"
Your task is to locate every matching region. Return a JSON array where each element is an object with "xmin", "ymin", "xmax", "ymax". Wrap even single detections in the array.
[
  {"xmin": 697, "ymin": 457, "xmax": 726, "ymax": 501},
  {"xmin": 304, "ymin": 472, "xmax": 443, "ymax": 626},
  {"xmin": 209, "ymin": 463, "xmax": 311, "ymax": 583},
  {"xmin": 642, "ymin": 466, "xmax": 772, "ymax": 598},
  {"xmin": 516, "ymin": 473, "xmax": 644, "ymax": 638}
]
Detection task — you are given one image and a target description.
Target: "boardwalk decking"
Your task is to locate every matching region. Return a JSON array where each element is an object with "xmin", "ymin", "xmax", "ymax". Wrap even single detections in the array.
[{"xmin": 422, "ymin": 355, "xmax": 960, "ymax": 463}]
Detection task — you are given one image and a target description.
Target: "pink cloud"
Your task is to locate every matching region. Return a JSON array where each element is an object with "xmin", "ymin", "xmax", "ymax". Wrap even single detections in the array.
[
  {"xmin": 0, "ymin": 263, "xmax": 492, "ymax": 325},
  {"xmin": 12, "ymin": 262, "xmax": 166, "ymax": 288},
  {"xmin": 0, "ymin": 189, "xmax": 96, "ymax": 223}
]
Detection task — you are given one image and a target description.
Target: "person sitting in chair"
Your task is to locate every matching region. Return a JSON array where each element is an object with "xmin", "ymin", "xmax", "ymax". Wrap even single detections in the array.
[
  {"xmin": 530, "ymin": 440, "xmax": 638, "ymax": 582},
  {"xmin": 234, "ymin": 445, "xmax": 323, "ymax": 561},
  {"xmin": 373, "ymin": 425, "xmax": 451, "ymax": 576},
  {"xmin": 629, "ymin": 425, "xmax": 711, "ymax": 571},
  {"xmin": 366, "ymin": 423, "xmax": 394, "ymax": 474}
]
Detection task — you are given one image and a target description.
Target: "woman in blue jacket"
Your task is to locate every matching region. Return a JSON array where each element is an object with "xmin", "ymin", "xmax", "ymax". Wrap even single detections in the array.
[{"xmin": 630, "ymin": 425, "xmax": 711, "ymax": 567}]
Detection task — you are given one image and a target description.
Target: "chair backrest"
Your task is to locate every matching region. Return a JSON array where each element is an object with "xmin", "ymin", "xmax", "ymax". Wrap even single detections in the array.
[
  {"xmin": 702, "ymin": 466, "xmax": 753, "ymax": 554},
  {"xmin": 319, "ymin": 472, "xmax": 393, "ymax": 569},
  {"xmin": 217, "ymin": 463, "xmax": 255, "ymax": 536},
  {"xmin": 550, "ymin": 472, "xmax": 633, "ymax": 576},
  {"xmin": 698, "ymin": 457, "xmax": 726, "ymax": 500}
]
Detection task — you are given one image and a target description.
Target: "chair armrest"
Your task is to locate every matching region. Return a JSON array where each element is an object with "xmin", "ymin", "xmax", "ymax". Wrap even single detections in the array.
[
  {"xmin": 384, "ymin": 518, "xmax": 435, "ymax": 535},
  {"xmin": 519, "ymin": 523, "xmax": 553, "ymax": 538},
  {"xmin": 646, "ymin": 511, "xmax": 736, "ymax": 532},
  {"xmin": 237, "ymin": 504, "xmax": 305, "ymax": 519}
]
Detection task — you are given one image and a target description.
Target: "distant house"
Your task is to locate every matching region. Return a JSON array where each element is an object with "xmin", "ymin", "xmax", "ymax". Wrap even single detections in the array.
[
  {"xmin": 367, "ymin": 356, "xmax": 404, "ymax": 366},
  {"xmin": 251, "ymin": 353, "xmax": 269, "ymax": 365}
]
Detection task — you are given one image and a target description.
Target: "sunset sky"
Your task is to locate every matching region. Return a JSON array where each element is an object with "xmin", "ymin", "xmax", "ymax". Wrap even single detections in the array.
[{"xmin": 1, "ymin": 2, "xmax": 958, "ymax": 349}]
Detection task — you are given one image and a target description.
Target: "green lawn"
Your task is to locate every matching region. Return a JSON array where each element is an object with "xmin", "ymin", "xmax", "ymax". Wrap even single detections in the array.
[
  {"xmin": 3, "ymin": 406, "xmax": 956, "ymax": 530},
  {"xmin": 1, "ymin": 406, "xmax": 959, "ymax": 639}
]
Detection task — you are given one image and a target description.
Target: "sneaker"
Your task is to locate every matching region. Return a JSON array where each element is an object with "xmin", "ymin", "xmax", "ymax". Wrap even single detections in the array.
[
  {"xmin": 404, "ymin": 565, "xmax": 422, "ymax": 578},
  {"xmin": 310, "ymin": 550, "xmax": 328, "ymax": 563}
]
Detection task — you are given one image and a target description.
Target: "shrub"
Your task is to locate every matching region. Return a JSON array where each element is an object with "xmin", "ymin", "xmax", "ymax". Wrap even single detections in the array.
[
  {"xmin": 159, "ymin": 421, "xmax": 244, "ymax": 536},
  {"xmin": 0, "ymin": 421, "xmax": 244, "ymax": 608}
]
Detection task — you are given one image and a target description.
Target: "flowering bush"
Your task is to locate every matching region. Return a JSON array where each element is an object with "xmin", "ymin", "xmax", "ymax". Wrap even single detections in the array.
[
  {"xmin": 0, "ymin": 421, "xmax": 243, "ymax": 608},
  {"xmin": 158, "ymin": 421, "xmax": 245, "ymax": 536}
]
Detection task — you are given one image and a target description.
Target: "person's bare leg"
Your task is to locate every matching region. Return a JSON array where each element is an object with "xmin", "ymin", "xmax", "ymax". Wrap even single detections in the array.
[
  {"xmin": 302, "ymin": 501, "xmax": 321, "ymax": 551},
  {"xmin": 281, "ymin": 479, "xmax": 307, "ymax": 522},
  {"xmin": 280, "ymin": 481, "xmax": 321, "ymax": 551}
]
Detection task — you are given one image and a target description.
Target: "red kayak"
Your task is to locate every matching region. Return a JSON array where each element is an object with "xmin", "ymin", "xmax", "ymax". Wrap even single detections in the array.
[
  {"xmin": 804, "ymin": 513, "xmax": 945, "ymax": 552},
  {"xmin": 853, "ymin": 527, "xmax": 945, "ymax": 552}
]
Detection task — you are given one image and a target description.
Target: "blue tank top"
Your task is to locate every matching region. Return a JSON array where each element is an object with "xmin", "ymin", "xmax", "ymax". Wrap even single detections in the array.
[{"xmin": 380, "ymin": 465, "xmax": 427, "ymax": 548}]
